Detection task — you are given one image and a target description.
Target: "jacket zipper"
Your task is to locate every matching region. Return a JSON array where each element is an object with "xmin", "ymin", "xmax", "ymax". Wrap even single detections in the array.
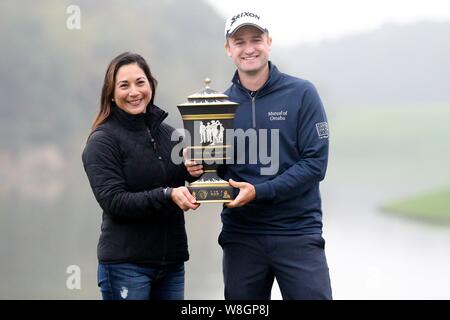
[
  {"xmin": 147, "ymin": 128, "xmax": 163, "ymax": 161},
  {"xmin": 236, "ymin": 83, "xmax": 258, "ymax": 128},
  {"xmin": 251, "ymin": 96, "xmax": 256, "ymax": 128},
  {"xmin": 162, "ymin": 222, "xmax": 168, "ymax": 264},
  {"xmin": 241, "ymin": 88, "xmax": 257, "ymax": 128},
  {"xmin": 147, "ymin": 127, "xmax": 168, "ymax": 191},
  {"xmin": 147, "ymin": 127, "xmax": 169, "ymax": 263}
]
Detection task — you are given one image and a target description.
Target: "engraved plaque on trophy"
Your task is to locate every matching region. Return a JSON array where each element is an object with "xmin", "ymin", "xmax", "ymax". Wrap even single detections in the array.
[{"xmin": 177, "ymin": 79, "xmax": 239, "ymax": 203}]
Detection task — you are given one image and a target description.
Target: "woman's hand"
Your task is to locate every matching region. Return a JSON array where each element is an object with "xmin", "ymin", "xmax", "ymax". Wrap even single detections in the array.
[
  {"xmin": 183, "ymin": 148, "xmax": 204, "ymax": 178},
  {"xmin": 171, "ymin": 186, "xmax": 200, "ymax": 211}
]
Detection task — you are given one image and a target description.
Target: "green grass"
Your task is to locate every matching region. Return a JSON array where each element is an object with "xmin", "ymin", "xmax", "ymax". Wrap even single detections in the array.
[{"xmin": 382, "ymin": 187, "xmax": 450, "ymax": 224}]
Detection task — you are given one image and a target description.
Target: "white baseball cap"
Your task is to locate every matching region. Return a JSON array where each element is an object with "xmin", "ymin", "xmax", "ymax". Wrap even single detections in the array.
[{"xmin": 224, "ymin": 10, "xmax": 269, "ymax": 38}]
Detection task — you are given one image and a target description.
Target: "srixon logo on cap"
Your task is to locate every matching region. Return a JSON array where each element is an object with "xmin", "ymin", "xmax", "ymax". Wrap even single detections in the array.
[{"xmin": 230, "ymin": 12, "xmax": 260, "ymax": 27}]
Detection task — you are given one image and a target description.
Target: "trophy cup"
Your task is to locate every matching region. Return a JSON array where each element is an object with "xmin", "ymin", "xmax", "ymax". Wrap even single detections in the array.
[{"xmin": 177, "ymin": 79, "xmax": 239, "ymax": 203}]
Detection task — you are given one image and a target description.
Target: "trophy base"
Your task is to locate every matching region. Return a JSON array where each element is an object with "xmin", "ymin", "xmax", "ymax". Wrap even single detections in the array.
[{"xmin": 188, "ymin": 183, "xmax": 234, "ymax": 203}]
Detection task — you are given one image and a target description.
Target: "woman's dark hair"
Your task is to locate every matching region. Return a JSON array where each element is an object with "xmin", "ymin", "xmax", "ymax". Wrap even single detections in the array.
[{"xmin": 91, "ymin": 52, "xmax": 158, "ymax": 132}]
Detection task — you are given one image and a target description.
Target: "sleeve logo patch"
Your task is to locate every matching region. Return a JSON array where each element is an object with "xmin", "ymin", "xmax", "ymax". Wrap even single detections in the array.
[{"xmin": 315, "ymin": 122, "xmax": 329, "ymax": 139}]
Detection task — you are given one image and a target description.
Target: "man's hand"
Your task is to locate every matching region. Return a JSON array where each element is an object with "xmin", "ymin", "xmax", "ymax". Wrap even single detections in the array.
[
  {"xmin": 183, "ymin": 148, "xmax": 204, "ymax": 178},
  {"xmin": 171, "ymin": 186, "xmax": 200, "ymax": 211},
  {"xmin": 225, "ymin": 179, "xmax": 256, "ymax": 208}
]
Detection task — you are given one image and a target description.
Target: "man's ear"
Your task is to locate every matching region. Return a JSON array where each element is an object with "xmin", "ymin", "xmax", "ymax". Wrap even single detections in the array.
[
  {"xmin": 267, "ymin": 35, "xmax": 273, "ymax": 51},
  {"xmin": 224, "ymin": 41, "xmax": 232, "ymax": 57}
]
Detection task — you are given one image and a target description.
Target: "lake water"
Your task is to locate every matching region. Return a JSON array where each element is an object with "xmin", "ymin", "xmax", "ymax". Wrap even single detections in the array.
[{"xmin": 185, "ymin": 169, "xmax": 450, "ymax": 300}]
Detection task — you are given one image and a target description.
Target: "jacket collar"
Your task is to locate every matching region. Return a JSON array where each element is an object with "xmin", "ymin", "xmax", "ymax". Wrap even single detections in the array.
[
  {"xmin": 111, "ymin": 103, "xmax": 168, "ymax": 132},
  {"xmin": 231, "ymin": 61, "xmax": 281, "ymax": 97}
]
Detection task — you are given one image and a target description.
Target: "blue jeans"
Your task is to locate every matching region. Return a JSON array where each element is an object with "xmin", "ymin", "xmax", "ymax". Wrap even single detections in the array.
[
  {"xmin": 219, "ymin": 231, "xmax": 332, "ymax": 300},
  {"xmin": 97, "ymin": 262, "xmax": 185, "ymax": 300}
]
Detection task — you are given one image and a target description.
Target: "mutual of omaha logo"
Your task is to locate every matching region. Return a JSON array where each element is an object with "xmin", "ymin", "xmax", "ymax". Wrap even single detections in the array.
[
  {"xmin": 268, "ymin": 110, "xmax": 287, "ymax": 121},
  {"xmin": 315, "ymin": 122, "xmax": 329, "ymax": 139}
]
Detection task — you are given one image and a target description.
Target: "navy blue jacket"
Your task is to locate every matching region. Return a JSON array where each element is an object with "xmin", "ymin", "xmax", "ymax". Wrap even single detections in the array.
[{"xmin": 220, "ymin": 62, "xmax": 329, "ymax": 235}]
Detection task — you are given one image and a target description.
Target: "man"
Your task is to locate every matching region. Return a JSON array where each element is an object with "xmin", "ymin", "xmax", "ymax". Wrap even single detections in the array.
[{"xmin": 186, "ymin": 10, "xmax": 332, "ymax": 300}]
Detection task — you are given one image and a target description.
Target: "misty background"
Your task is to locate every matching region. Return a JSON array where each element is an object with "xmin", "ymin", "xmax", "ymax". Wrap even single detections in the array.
[{"xmin": 0, "ymin": 0, "xmax": 449, "ymax": 299}]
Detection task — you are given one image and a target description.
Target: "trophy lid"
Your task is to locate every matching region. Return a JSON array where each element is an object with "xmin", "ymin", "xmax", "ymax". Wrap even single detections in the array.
[{"xmin": 178, "ymin": 78, "xmax": 238, "ymax": 106}]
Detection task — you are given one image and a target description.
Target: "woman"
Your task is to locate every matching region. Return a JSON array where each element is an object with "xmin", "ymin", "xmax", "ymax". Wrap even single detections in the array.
[{"xmin": 82, "ymin": 52, "xmax": 199, "ymax": 300}]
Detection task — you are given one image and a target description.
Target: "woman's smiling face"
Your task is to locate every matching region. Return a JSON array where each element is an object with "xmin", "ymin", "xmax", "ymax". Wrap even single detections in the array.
[{"xmin": 114, "ymin": 63, "xmax": 152, "ymax": 115}]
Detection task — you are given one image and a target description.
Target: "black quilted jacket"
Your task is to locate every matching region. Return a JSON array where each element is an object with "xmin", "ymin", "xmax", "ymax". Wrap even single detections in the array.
[{"xmin": 82, "ymin": 103, "xmax": 195, "ymax": 264}]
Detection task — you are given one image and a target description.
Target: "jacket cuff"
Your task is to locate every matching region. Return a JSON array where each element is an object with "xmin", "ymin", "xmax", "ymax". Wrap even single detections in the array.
[{"xmin": 163, "ymin": 187, "xmax": 173, "ymax": 201}]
